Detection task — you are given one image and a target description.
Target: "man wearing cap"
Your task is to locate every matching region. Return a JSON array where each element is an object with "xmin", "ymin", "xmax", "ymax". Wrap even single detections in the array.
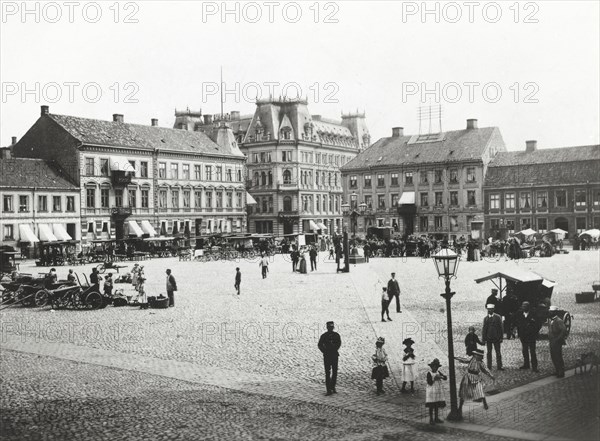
[
  {"xmin": 387, "ymin": 273, "xmax": 401, "ymax": 313},
  {"xmin": 548, "ymin": 306, "xmax": 567, "ymax": 378},
  {"xmin": 318, "ymin": 321, "xmax": 342, "ymax": 395},
  {"xmin": 482, "ymin": 304, "xmax": 504, "ymax": 370},
  {"xmin": 514, "ymin": 301, "xmax": 539, "ymax": 372},
  {"xmin": 485, "ymin": 289, "xmax": 499, "ymax": 310}
]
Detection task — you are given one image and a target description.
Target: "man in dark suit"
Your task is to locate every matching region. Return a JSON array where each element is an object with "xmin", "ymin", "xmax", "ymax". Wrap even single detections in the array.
[
  {"xmin": 485, "ymin": 289, "xmax": 499, "ymax": 310},
  {"xmin": 234, "ymin": 267, "xmax": 241, "ymax": 295},
  {"xmin": 548, "ymin": 306, "xmax": 567, "ymax": 377},
  {"xmin": 318, "ymin": 321, "xmax": 341, "ymax": 395},
  {"xmin": 387, "ymin": 273, "xmax": 401, "ymax": 313},
  {"xmin": 515, "ymin": 301, "xmax": 539, "ymax": 372},
  {"xmin": 309, "ymin": 246, "xmax": 318, "ymax": 271},
  {"xmin": 166, "ymin": 269, "xmax": 177, "ymax": 307},
  {"xmin": 291, "ymin": 247, "xmax": 299, "ymax": 272},
  {"xmin": 482, "ymin": 304, "xmax": 504, "ymax": 370}
]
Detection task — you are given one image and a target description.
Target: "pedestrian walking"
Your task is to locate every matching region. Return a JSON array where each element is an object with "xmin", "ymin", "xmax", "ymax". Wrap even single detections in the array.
[
  {"xmin": 371, "ymin": 337, "xmax": 389, "ymax": 394},
  {"xmin": 299, "ymin": 250, "xmax": 307, "ymax": 274},
  {"xmin": 515, "ymin": 301, "xmax": 539, "ymax": 372},
  {"xmin": 548, "ymin": 306, "xmax": 567, "ymax": 377},
  {"xmin": 104, "ymin": 273, "xmax": 113, "ymax": 297},
  {"xmin": 456, "ymin": 348, "xmax": 495, "ymax": 414},
  {"xmin": 363, "ymin": 243, "xmax": 370, "ymax": 262},
  {"xmin": 425, "ymin": 358, "xmax": 447, "ymax": 425},
  {"xmin": 318, "ymin": 321, "xmax": 341, "ymax": 396},
  {"xmin": 259, "ymin": 254, "xmax": 269, "ymax": 279},
  {"xmin": 328, "ymin": 247, "xmax": 334, "ymax": 260},
  {"xmin": 380, "ymin": 287, "xmax": 391, "ymax": 322},
  {"xmin": 131, "ymin": 263, "xmax": 140, "ymax": 291},
  {"xmin": 166, "ymin": 269, "xmax": 177, "ymax": 307},
  {"xmin": 234, "ymin": 267, "xmax": 241, "ymax": 295},
  {"xmin": 464, "ymin": 326, "xmax": 484, "ymax": 356},
  {"xmin": 309, "ymin": 246, "xmax": 318, "ymax": 271},
  {"xmin": 138, "ymin": 272, "xmax": 148, "ymax": 309},
  {"xmin": 291, "ymin": 247, "xmax": 299, "ymax": 272},
  {"xmin": 387, "ymin": 273, "xmax": 401, "ymax": 313},
  {"xmin": 401, "ymin": 342, "xmax": 416, "ymax": 394},
  {"xmin": 482, "ymin": 304, "xmax": 504, "ymax": 370}
]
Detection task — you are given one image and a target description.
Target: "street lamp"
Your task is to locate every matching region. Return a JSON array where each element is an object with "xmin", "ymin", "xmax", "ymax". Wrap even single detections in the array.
[
  {"xmin": 432, "ymin": 247, "xmax": 461, "ymax": 421},
  {"xmin": 340, "ymin": 202, "xmax": 351, "ymax": 273}
]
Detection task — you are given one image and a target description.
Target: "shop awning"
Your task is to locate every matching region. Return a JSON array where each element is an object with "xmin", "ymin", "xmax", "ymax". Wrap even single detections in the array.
[
  {"xmin": 52, "ymin": 224, "xmax": 72, "ymax": 241},
  {"xmin": 19, "ymin": 224, "xmax": 39, "ymax": 243},
  {"xmin": 309, "ymin": 220, "xmax": 319, "ymax": 231},
  {"xmin": 399, "ymin": 192, "xmax": 415, "ymax": 204},
  {"xmin": 246, "ymin": 192, "xmax": 257, "ymax": 205},
  {"xmin": 38, "ymin": 224, "xmax": 58, "ymax": 242},
  {"xmin": 127, "ymin": 220, "xmax": 144, "ymax": 237},
  {"xmin": 317, "ymin": 222, "xmax": 327, "ymax": 230},
  {"xmin": 141, "ymin": 220, "xmax": 157, "ymax": 237},
  {"xmin": 110, "ymin": 156, "xmax": 136, "ymax": 172}
]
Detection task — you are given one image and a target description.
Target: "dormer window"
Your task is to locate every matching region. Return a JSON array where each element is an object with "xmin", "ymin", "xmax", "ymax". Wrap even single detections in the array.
[{"xmin": 281, "ymin": 127, "xmax": 292, "ymax": 140}]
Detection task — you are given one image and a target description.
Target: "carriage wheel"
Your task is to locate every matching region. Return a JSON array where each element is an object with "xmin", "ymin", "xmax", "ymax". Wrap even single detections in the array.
[
  {"xmin": 96, "ymin": 264, "xmax": 106, "ymax": 274},
  {"xmin": 34, "ymin": 289, "xmax": 49, "ymax": 307},
  {"xmin": 85, "ymin": 292, "xmax": 103, "ymax": 309},
  {"xmin": 562, "ymin": 312, "xmax": 572, "ymax": 337}
]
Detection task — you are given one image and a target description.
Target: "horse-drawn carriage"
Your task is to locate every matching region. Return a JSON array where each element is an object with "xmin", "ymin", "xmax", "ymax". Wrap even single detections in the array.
[
  {"xmin": 475, "ymin": 268, "xmax": 572, "ymax": 337},
  {"xmin": 0, "ymin": 272, "xmax": 75, "ymax": 308},
  {"xmin": 35, "ymin": 241, "xmax": 78, "ymax": 267},
  {"xmin": 0, "ymin": 246, "xmax": 19, "ymax": 277}
]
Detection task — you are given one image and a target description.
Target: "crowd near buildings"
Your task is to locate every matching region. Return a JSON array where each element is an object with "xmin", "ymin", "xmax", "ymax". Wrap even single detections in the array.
[{"xmin": 1, "ymin": 103, "xmax": 599, "ymax": 255}]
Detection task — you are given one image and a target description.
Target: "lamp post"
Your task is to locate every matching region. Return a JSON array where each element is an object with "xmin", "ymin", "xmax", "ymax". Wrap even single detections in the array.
[
  {"xmin": 341, "ymin": 202, "xmax": 351, "ymax": 272},
  {"xmin": 432, "ymin": 247, "xmax": 462, "ymax": 421}
]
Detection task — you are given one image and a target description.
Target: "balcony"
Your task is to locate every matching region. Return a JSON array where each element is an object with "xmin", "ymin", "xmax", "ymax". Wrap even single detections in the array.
[
  {"xmin": 278, "ymin": 180, "xmax": 298, "ymax": 190},
  {"xmin": 110, "ymin": 207, "xmax": 132, "ymax": 218},
  {"xmin": 111, "ymin": 171, "xmax": 133, "ymax": 187}
]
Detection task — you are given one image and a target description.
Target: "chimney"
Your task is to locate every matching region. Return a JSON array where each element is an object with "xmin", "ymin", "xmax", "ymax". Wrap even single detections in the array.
[
  {"xmin": 525, "ymin": 140, "xmax": 537, "ymax": 153},
  {"xmin": 392, "ymin": 127, "xmax": 404, "ymax": 137},
  {"xmin": 231, "ymin": 111, "xmax": 240, "ymax": 120},
  {"xmin": 151, "ymin": 118, "xmax": 158, "ymax": 127},
  {"xmin": 203, "ymin": 115, "xmax": 213, "ymax": 125},
  {"xmin": 466, "ymin": 119, "xmax": 478, "ymax": 129},
  {"xmin": 113, "ymin": 114, "xmax": 124, "ymax": 123},
  {"xmin": 11, "ymin": 136, "xmax": 17, "ymax": 145},
  {"xmin": 41, "ymin": 105, "xmax": 49, "ymax": 116}
]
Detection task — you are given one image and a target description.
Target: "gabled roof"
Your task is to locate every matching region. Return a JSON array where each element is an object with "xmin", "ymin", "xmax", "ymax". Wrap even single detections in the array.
[
  {"xmin": 0, "ymin": 158, "xmax": 77, "ymax": 190},
  {"xmin": 489, "ymin": 144, "xmax": 599, "ymax": 166},
  {"xmin": 48, "ymin": 114, "xmax": 244, "ymax": 157},
  {"xmin": 341, "ymin": 127, "xmax": 504, "ymax": 171}
]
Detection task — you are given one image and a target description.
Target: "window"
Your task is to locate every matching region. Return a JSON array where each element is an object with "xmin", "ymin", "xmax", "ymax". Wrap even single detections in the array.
[
  {"xmin": 128, "ymin": 189, "xmax": 137, "ymax": 208},
  {"xmin": 170, "ymin": 163, "xmax": 179, "ymax": 179},
  {"xmin": 350, "ymin": 176, "xmax": 357, "ymax": 188},
  {"xmin": 141, "ymin": 189, "xmax": 149, "ymax": 208},
  {"xmin": 555, "ymin": 190, "xmax": 567, "ymax": 207},
  {"xmin": 216, "ymin": 166, "xmax": 223, "ymax": 181},
  {"xmin": 100, "ymin": 158, "xmax": 109, "ymax": 176},
  {"xmin": 216, "ymin": 191, "xmax": 222, "ymax": 208},
  {"xmin": 420, "ymin": 193, "xmax": 429, "ymax": 206},
  {"xmin": 520, "ymin": 192, "xmax": 531, "ymax": 209},
  {"xmin": 194, "ymin": 165, "xmax": 202, "ymax": 180},
  {"xmin": 576, "ymin": 217, "xmax": 586, "ymax": 234},
  {"xmin": 490, "ymin": 219, "xmax": 500, "ymax": 230},
  {"xmin": 377, "ymin": 174, "xmax": 385, "ymax": 187},
  {"xmin": 490, "ymin": 194, "xmax": 500, "ymax": 209},
  {"xmin": 182, "ymin": 164, "xmax": 190, "ymax": 180},
  {"xmin": 101, "ymin": 189, "xmax": 109, "ymax": 208},
  {"xmin": 506, "ymin": 219, "xmax": 515, "ymax": 233},
  {"xmin": 261, "ymin": 197, "xmax": 267, "ymax": 213},
  {"xmin": 435, "ymin": 192, "xmax": 443, "ymax": 207},
  {"xmin": 505, "ymin": 193, "xmax": 516, "ymax": 209},
  {"xmin": 282, "ymin": 151, "xmax": 292, "ymax": 162},
  {"xmin": 391, "ymin": 173, "xmax": 398, "ymax": 186},
  {"xmin": 183, "ymin": 190, "xmax": 191, "ymax": 208},
  {"xmin": 237, "ymin": 169, "xmax": 242, "ymax": 182},
  {"xmin": 378, "ymin": 195, "xmax": 386, "ymax": 209},
  {"xmin": 316, "ymin": 195, "xmax": 321, "ymax": 212},
  {"xmin": 283, "ymin": 169, "xmax": 292, "ymax": 184},
  {"xmin": 467, "ymin": 190, "xmax": 476, "ymax": 206},
  {"xmin": 206, "ymin": 191, "xmax": 213, "ymax": 208},
  {"xmin": 364, "ymin": 175, "xmax": 372, "ymax": 188},
  {"xmin": 537, "ymin": 218, "xmax": 548, "ymax": 233},
  {"xmin": 575, "ymin": 190, "xmax": 587, "ymax": 207},
  {"xmin": 364, "ymin": 195, "xmax": 373, "ymax": 209},
  {"xmin": 236, "ymin": 192, "xmax": 242, "ymax": 208},
  {"xmin": 86, "ymin": 158, "xmax": 95, "ymax": 176},
  {"xmin": 129, "ymin": 161, "xmax": 136, "ymax": 177},
  {"xmin": 450, "ymin": 191, "xmax": 458, "ymax": 206},
  {"xmin": 434, "ymin": 216, "xmax": 443, "ymax": 230},
  {"xmin": 405, "ymin": 172, "xmax": 413, "ymax": 185},
  {"xmin": 316, "ymin": 154, "xmax": 321, "ymax": 164},
  {"xmin": 391, "ymin": 194, "xmax": 399, "ymax": 207},
  {"xmin": 226, "ymin": 169, "xmax": 233, "ymax": 182},
  {"xmin": 450, "ymin": 216, "xmax": 459, "ymax": 232},
  {"xmin": 449, "ymin": 169, "xmax": 458, "ymax": 183},
  {"xmin": 205, "ymin": 165, "xmax": 213, "ymax": 181},
  {"xmin": 3, "ymin": 195, "xmax": 13, "ymax": 212},
  {"xmin": 594, "ymin": 190, "xmax": 600, "ymax": 207},
  {"xmin": 520, "ymin": 218, "xmax": 531, "ymax": 230},
  {"xmin": 85, "ymin": 189, "xmax": 95, "ymax": 208},
  {"xmin": 434, "ymin": 170, "xmax": 442, "ymax": 183},
  {"xmin": 194, "ymin": 191, "xmax": 202, "ymax": 208},
  {"xmin": 159, "ymin": 190, "xmax": 167, "ymax": 209},
  {"xmin": 226, "ymin": 192, "xmax": 233, "ymax": 208},
  {"xmin": 37, "ymin": 195, "xmax": 47, "ymax": 212},
  {"xmin": 66, "ymin": 196, "xmax": 75, "ymax": 212},
  {"xmin": 420, "ymin": 171, "xmax": 428, "ymax": 184},
  {"xmin": 158, "ymin": 162, "xmax": 166, "ymax": 178},
  {"xmin": 140, "ymin": 161, "xmax": 149, "ymax": 178},
  {"xmin": 420, "ymin": 216, "xmax": 429, "ymax": 231},
  {"xmin": 114, "ymin": 189, "xmax": 123, "ymax": 207},
  {"xmin": 253, "ymin": 153, "xmax": 259, "ymax": 163},
  {"xmin": 171, "ymin": 190, "xmax": 179, "ymax": 208},
  {"xmin": 4, "ymin": 224, "xmax": 14, "ymax": 240},
  {"xmin": 537, "ymin": 191, "xmax": 548, "ymax": 208},
  {"xmin": 466, "ymin": 167, "xmax": 476, "ymax": 182}
]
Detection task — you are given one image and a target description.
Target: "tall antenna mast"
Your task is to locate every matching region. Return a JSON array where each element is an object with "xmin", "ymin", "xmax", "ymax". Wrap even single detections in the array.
[
  {"xmin": 220, "ymin": 66, "xmax": 224, "ymax": 120},
  {"xmin": 417, "ymin": 104, "xmax": 443, "ymax": 137}
]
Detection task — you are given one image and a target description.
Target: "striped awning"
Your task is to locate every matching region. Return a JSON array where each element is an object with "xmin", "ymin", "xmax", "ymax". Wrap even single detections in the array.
[
  {"xmin": 52, "ymin": 224, "xmax": 72, "ymax": 241},
  {"xmin": 399, "ymin": 192, "xmax": 415, "ymax": 205},
  {"xmin": 110, "ymin": 156, "xmax": 136, "ymax": 172},
  {"xmin": 309, "ymin": 220, "xmax": 319, "ymax": 231},
  {"xmin": 141, "ymin": 220, "xmax": 157, "ymax": 237},
  {"xmin": 19, "ymin": 224, "xmax": 39, "ymax": 243},
  {"xmin": 128, "ymin": 221, "xmax": 144, "ymax": 237},
  {"xmin": 246, "ymin": 192, "xmax": 257, "ymax": 205},
  {"xmin": 38, "ymin": 224, "xmax": 58, "ymax": 242},
  {"xmin": 317, "ymin": 222, "xmax": 327, "ymax": 230}
]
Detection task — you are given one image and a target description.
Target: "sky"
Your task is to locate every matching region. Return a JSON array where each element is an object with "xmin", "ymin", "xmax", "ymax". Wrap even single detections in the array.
[{"xmin": 1, "ymin": 0, "xmax": 599, "ymax": 151}]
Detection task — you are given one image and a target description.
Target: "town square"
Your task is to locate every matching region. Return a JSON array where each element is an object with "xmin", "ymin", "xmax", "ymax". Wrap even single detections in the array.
[{"xmin": 1, "ymin": 1, "xmax": 599, "ymax": 440}]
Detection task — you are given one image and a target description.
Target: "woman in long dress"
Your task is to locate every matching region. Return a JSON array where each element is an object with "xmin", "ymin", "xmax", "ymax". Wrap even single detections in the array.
[
  {"xmin": 371, "ymin": 337, "xmax": 389, "ymax": 394},
  {"xmin": 299, "ymin": 250, "xmax": 307, "ymax": 274},
  {"xmin": 457, "ymin": 348, "xmax": 495, "ymax": 414}
]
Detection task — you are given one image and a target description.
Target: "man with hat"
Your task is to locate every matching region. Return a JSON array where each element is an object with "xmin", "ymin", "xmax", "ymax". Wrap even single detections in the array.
[
  {"xmin": 482, "ymin": 304, "xmax": 504, "ymax": 370},
  {"xmin": 548, "ymin": 306, "xmax": 567, "ymax": 378},
  {"xmin": 514, "ymin": 301, "xmax": 539, "ymax": 372},
  {"xmin": 318, "ymin": 321, "xmax": 342, "ymax": 395},
  {"xmin": 387, "ymin": 272, "xmax": 401, "ymax": 313},
  {"xmin": 485, "ymin": 289, "xmax": 499, "ymax": 310}
]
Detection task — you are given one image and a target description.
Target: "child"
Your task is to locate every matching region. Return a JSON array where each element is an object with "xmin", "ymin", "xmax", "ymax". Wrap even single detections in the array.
[
  {"xmin": 425, "ymin": 358, "xmax": 447, "ymax": 425},
  {"xmin": 457, "ymin": 348, "xmax": 495, "ymax": 414},
  {"xmin": 402, "ymin": 347, "xmax": 416, "ymax": 394},
  {"xmin": 464, "ymin": 326, "xmax": 484, "ymax": 356},
  {"xmin": 371, "ymin": 337, "xmax": 389, "ymax": 394},
  {"xmin": 381, "ymin": 287, "xmax": 391, "ymax": 322}
]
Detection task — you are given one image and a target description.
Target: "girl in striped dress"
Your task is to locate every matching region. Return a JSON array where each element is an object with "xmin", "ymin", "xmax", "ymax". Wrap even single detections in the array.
[
  {"xmin": 457, "ymin": 348, "xmax": 495, "ymax": 413},
  {"xmin": 425, "ymin": 358, "xmax": 447, "ymax": 425}
]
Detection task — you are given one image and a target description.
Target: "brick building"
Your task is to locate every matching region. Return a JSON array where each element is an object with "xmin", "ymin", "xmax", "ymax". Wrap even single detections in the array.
[{"xmin": 484, "ymin": 141, "xmax": 600, "ymax": 239}]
